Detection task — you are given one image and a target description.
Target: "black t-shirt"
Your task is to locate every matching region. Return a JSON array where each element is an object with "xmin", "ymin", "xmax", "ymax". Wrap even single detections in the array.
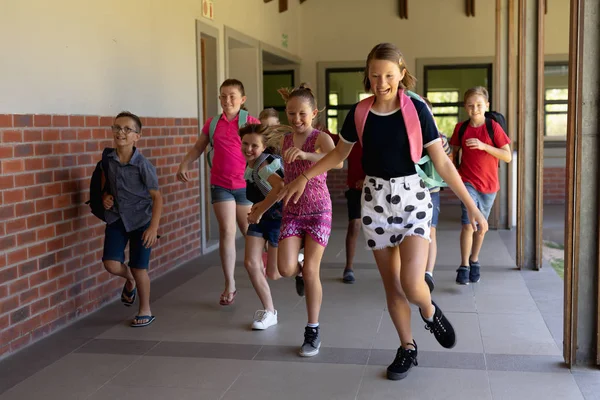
[{"xmin": 340, "ymin": 98, "xmax": 440, "ymax": 179}]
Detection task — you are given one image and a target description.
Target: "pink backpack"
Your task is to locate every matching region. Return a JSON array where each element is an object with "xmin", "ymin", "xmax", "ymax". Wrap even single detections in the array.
[{"xmin": 353, "ymin": 89, "xmax": 423, "ymax": 163}]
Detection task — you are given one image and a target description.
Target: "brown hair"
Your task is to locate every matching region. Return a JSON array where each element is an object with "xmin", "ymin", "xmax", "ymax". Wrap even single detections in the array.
[
  {"xmin": 463, "ymin": 86, "xmax": 489, "ymax": 103},
  {"xmin": 239, "ymin": 123, "xmax": 291, "ymax": 155},
  {"xmin": 363, "ymin": 43, "xmax": 417, "ymax": 92},
  {"xmin": 220, "ymin": 78, "xmax": 248, "ymax": 111},
  {"xmin": 259, "ymin": 108, "xmax": 279, "ymax": 121},
  {"xmin": 422, "ymin": 97, "xmax": 433, "ymax": 111},
  {"xmin": 277, "ymin": 82, "xmax": 318, "ymax": 111}
]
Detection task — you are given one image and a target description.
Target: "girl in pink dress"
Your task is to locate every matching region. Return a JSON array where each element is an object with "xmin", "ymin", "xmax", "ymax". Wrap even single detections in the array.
[{"xmin": 276, "ymin": 84, "xmax": 341, "ymax": 357}]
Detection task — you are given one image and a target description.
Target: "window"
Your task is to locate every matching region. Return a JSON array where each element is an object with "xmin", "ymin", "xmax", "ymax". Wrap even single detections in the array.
[
  {"xmin": 263, "ymin": 70, "xmax": 295, "ymax": 123},
  {"xmin": 544, "ymin": 63, "xmax": 568, "ymax": 138},
  {"xmin": 423, "ymin": 64, "xmax": 493, "ymax": 137},
  {"xmin": 325, "ymin": 68, "xmax": 366, "ymax": 133}
]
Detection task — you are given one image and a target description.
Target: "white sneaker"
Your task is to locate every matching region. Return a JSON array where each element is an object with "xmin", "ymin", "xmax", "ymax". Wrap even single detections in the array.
[{"xmin": 251, "ymin": 310, "xmax": 278, "ymax": 330}]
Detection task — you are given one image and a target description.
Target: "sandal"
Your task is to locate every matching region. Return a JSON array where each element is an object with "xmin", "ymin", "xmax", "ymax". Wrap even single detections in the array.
[
  {"xmin": 131, "ymin": 315, "xmax": 155, "ymax": 327},
  {"xmin": 121, "ymin": 282, "xmax": 136, "ymax": 307},
  {"xmin": 219, "ymin": 290, "xmax": 237, "ymax": 306}
]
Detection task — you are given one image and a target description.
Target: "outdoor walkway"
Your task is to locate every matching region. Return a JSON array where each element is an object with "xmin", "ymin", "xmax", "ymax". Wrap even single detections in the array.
[{"xmin": 0, "ymin": 205, "xmax": 598, "ymax": 400}]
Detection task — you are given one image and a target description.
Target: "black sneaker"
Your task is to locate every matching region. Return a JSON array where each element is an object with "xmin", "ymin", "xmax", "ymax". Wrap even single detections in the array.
[
  {"xmin": 295, "ymin": 275, "xmax": 305, "ymax": 297},
  {"xmin": 386, "ymin": 342, "xmax": 418, "ymax": 380},
  {"xmin": 343, "ymin": 268, "xmax": 355, "ymax": 284},
  {"xmin": 299, "ymin": 326, "xmax": 321, "ymax": 357},
  {"xmin": 469, "ymin": 260, "xmax": 481, "ymax": 283},
  {"xmin": 456, "ymin": 266, "xmax": 469, "ymax": 285},
  {"xmin": 420, "ymin": 301, "xmax": 456, "ymax": 349},
  {"xmin": 424, "ymin": 273, "xmax": 435, "ymax": 292}
]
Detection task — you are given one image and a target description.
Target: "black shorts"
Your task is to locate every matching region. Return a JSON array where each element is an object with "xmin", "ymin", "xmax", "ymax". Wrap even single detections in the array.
[{"xmin": 345, "ymin": 188, "xmax": 361, "ymax": 221}]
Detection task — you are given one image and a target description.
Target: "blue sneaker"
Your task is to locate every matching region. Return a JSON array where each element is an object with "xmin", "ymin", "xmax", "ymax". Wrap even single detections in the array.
[
  {"xmin": 456, "ymin": 266, "xmax": 469, "ymax": 285},
  {"xmin": 469, "ymin": 260, "xmax": 481, "ymax": 283}
]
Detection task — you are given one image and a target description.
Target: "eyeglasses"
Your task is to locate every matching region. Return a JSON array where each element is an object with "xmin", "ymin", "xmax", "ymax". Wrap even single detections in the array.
[{"xmin": 111, "ymin": 125, "xmax": 139, "ymax": 134}]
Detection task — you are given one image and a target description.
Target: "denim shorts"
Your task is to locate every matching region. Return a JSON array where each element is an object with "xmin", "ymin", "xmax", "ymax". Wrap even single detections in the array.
[
  {"xmin": 247, "ymin": 218, "xmax": 282, "ymax": 247},
  {"xmin": 102, "ymin": 219, "xmax": 152, "ymax": 269},
  {"xmin": 430, "ymin": 190, "xmax": 441, "ymax": 228},
  {"xmin": 460, "ymin": 183, "xmax": 497, "ymax": 225},
  {"xmin": 210, "ymin": 185, "xmax": 251, "ymax": 205},
  {"xmin": 345, "ymin": 188, "xmax": 362, "ymax": 221}
]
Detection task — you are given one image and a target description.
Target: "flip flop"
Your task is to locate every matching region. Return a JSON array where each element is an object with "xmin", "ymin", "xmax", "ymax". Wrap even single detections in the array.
[
  {"xmin": 131, "ymin": 315, "xmax": 155, "ymax": 327},
  {"xmin": 121, "ymin": 283, "xmax": 137, "ymax": 307},
  {"xmin": 219, "ymin": 290, "xmax": 237, "ymax": 306}
]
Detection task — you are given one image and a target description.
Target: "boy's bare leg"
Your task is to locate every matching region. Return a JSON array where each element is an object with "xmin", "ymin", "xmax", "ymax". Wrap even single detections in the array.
[
  {"xmin": 131, "ymin": 268, "xmax": 152, "ymax": 320},
  {"xmin": 470, "ymin": 231, "xmax": 486, "ymax": 262},
  {"xmin": 460, "ymin": 224, "xmax": 474, "ymax": 266},
  {"xmin": 103, "ymin": 260, "xmax": 136, "ymax": 300}
]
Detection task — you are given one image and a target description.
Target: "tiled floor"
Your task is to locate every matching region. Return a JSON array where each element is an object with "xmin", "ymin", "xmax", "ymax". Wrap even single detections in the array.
[{"xmin": 0, "ymin": 205, "xmax": 597, "ymax": 399}]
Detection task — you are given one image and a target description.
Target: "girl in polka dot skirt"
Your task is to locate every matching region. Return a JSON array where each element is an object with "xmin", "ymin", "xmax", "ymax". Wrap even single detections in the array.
[
  {"xmin": 281, "ymin": 43, "xmax": 488, "ymax": 380},
  {"xmin": 276, "ymin": 84, "xmax": 341, "ymax": 358}
]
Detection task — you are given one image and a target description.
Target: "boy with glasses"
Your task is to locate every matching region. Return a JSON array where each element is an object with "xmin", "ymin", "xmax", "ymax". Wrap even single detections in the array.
[{"xmin": 102, "ymin": 111, "xmax": 163, "ymax": 327}]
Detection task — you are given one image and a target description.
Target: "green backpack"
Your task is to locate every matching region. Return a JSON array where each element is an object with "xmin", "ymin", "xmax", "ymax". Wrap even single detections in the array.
[{"xmin": 206, "ymin": 110, "xmax": 248, "ymax": 168}]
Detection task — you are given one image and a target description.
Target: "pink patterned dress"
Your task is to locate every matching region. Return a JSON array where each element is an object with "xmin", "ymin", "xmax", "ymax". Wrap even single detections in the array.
[{"xmin": 279, "ymin": 129, "xmax": 332, "ymax": 247}]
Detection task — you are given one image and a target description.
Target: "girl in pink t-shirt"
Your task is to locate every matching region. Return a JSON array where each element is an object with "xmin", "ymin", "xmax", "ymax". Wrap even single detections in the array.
[{"xmin": 177, "ymin": 79, "xmax": 260, "ymax": 306}]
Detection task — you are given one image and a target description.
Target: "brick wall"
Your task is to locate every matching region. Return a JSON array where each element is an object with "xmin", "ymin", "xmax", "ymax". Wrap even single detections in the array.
[
  {"xmin": 544, "ymin": 167, "xmax": 566, "ymax": 204},
  {"xmin": 327, "ymin": 167, "xmax": 347, "ymax": 204},
  {"xmin": 0, "ymin": 114, "xmax": 201, "ymax": 358}
]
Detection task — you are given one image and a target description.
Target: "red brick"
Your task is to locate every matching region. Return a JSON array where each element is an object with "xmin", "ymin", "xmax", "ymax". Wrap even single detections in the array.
[
  {"xmin": 14, "ymin": 173, "xmax": 35, "ymax": 187},
  {"xmin": 20, "ymin": 288, "xmax": 39, "ymax": 304},
  {"xmin": 2, "ymin": 159, "xmax": 24, "ymax": 173},
  {"xmin": 34, "ymin": 143, "xmax": 52, "ymax": 156},
  {"xmin": 7, "ymin": 247, "xmax": 27, "ymax": 265},
  {"xmin": 60, "ymin": 129, "xmax": 77, "ymax": 140},
  {"xmin": 14, "ymin": 114, "xmax": 33, "ymax": 127},
  {"xmin": 16, "ymin": 230, "xmax": 36, "ymax": 246},
  {"xmin": 70, "ymin": 142, "xmax": 85, "ymax": 153},
  {"xmin": 53, "ymin": 169, "xmax": 69, "ymax": 182},
  {"xmin": 18, "ymin": 260, "xmax": 38, "ymax": 276},
  {"xmin": 42, "ymin": 129, "xmax": 60, "ymax": 141},
  {"xmin": 9, "ymin": 277, "xmax": 29, "ymax": 295},
  {"xmin": 31, "ymin": 298, "xmax": 49, "ymax": 315},
  {"xmin": 0, "ymin": 114, "xmax": 13, "ymax": 127},
  {"xmin": 35, "ymin": 197, "xmax": 54, "ymax": 213},
  {"xmin": 10, "ymin": 333, "xmax": 32, "ymax": 353},
  {"xmin": 86, "ymin": 142, "xmax": 99, "ymax": 152},
  {"xmin": 25, "ymin": 214, "xmax": 45, "ymax": 229},
  {"xmin": 0, "ymin": 234, "xmax": 15, "ymax": 249},
  {"xmin": 62, "ymin": 155, "xmax": 77, "ymax": 168},
  {"xmin": 30, "ymin": 270, "xmax": 49, "ymax": 288},
  {"xmin": 6, "ymin": 218, "xmax": 24, "ymax": 234},
  {"xmin": 92, "ymin": 130, "xmax": 106, "ymax": 140},
  {"xmin": 56, "ymin": 221, "xmax": 72, "ymax": 236},
  {"xmin": 3, "ymin": 189, "xmax": 24, "ymax": 204},
  {"xmin": 46, "ymin": 237, "xmax": 64, "ymax": 252},
  {"xmin": 25, "ymin": 158, "xmax": 43, "ymax": 171},
  {"xmin": 0, "ymin": 146, "xmax": 13, "ymax": 158},
  {"xmin": 53, "ymin": 194, "xmax": 71, "ymax": 208},
  {"xmin": 52, "ymin": 143, "xmax": 69, "ymax": 154},
  {"xmin": 25, "ymin": 186, "xmax": 43, "ymax": 200},
  {"xmin": 38, "ymin": 254, "xmax": 56, "ymax": 270},
  {"xmin": 52, "ymin": 115, "xmax": 69, "ymax": 127},
  {"xmin": 0, "ymin": 296, "xmax": 19, "ymax": 314},
  {"xmin": 48, "ymin": 264, "xmax": 65, "ymax": 279},
  {"xmin": 0, "ymin": 315, "xmax": 8, "ymax": 330},
  {"xmin": 37, "ymin": 225, "xmax": 55, "ymax": 241},
  {"xmin": 77, "ymin": 154, "xmax": 92, "ymax": 165},
  {"xmin": 33, "ymin": 115, "xmax": 52, "ymax": 127},
  {"xmin": 2, "ymin": 130, "xmax": 23, "ymax": 142},
  {"xmin": 62, "ymin": 207, "xmax": 79, "ymax": 221},
  {"xmin": 28, "ymin": 243, "xmax": 46, "ymax": 258},
  {"xmin": 13, "ymin": 144, "xmax": 33, "ymax": 157},
  {"xmin": 23, "ymin": 130, "xmax": 42, "ymax": 142},
  {"xmin": 70, "ymin": 115, "xmax": 85, "ymax": 127},
  {"xmin": 50, "ymin": 290, "xmax": 66, "ymax": 306},
  {"xmin": 43, "ymin": 182, "xmax": 62, "ymax": 196},
  {"xmin": 0, "ymin": 205, "xmax": 15, "ymax": 221},
  {"xmin": 15, "ymin": 201, "xmax": 35, "ymax": 216},
  {"xmin": 85, "ymin": 116, "xmax": 99, "ymax": 127},
  {"xmin": 100, "ymin": 116, "xmax": 113, "ymax": 126}
]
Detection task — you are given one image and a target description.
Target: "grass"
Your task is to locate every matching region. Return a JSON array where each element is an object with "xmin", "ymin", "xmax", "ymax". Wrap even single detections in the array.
[
  {"xmin": 550, "ymin": 258, "xmax": 564, "ymax": 279},
  {"xmin": 544, "ymin": 240, "xmax": 564, "ymax": 250}
]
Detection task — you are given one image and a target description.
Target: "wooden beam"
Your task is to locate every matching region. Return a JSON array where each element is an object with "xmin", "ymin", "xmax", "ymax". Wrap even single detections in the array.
[
  {"xmin": 264, "ymin": 0, "xmax": 273, "ymax": 3},
  {"xmin": 398, "ymin": 0, "xmax": 408, "ymax": 19},
  {"xmin": 465, "ymin": 0, "xmax": 476, "ymax": 16},
  {"xmin": 279, "ymin": 0, "xmax": 288, "ymax": 12},
  {"xmin": 535, "ymin": 0, "xmax": 545, "ymax": 271}
]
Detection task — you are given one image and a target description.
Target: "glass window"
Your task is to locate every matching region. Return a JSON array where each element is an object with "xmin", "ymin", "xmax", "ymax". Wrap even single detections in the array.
[
  {"xmin": 543, "ymin": 63, "xmax": 568, "ymax": 138},
  {"xmin": 263, "ymin": 70, "xmax": 294, "ymax": 123},
  {"xmin": 325, "ymin": 68, "xmax": 365, "ymax": 133}
]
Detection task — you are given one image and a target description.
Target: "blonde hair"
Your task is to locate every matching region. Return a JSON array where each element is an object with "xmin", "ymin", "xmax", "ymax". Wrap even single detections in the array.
[
  {"xmin": 278, "ymin": 83, "xmax": 318, "ymax": 110},
  {"xmin": 463, "ymin": 86, "xmax": 489, "ymax": 103},
  {"xmin": 238, "ymin": 123, "xmax": 291, "ymax": 155},
  {"xmin": 259, "ymin": 108, "xmax": 279, "ymax": 121},
  {"xmin": 363, "ymin": 43, "xmax": 417, "ymax": 92}
]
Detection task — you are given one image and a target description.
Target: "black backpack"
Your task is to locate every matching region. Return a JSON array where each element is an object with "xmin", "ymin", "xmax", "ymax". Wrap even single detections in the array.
[
  {"xmin": 86, "ymin": 148, "xmax": 113, "ymax": 221},
  {"xmin": 455, "ymin": 111, "xmax": 507, "ymax": 167}
]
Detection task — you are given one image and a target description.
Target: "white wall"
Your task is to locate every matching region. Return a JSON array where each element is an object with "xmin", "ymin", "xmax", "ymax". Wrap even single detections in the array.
[
  {"xmin": 0, "ymin": 0, "xmax": 300, "ymax": 117},
  {"xmin": 228, "ymin": 47, "xmax": 261, "ymax": 117}
]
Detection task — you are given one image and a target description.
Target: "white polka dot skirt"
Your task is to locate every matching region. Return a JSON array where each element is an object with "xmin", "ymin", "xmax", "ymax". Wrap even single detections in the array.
[{"xmin": 361, "ymin": 174, "xmax": 432, "ymax": 250}]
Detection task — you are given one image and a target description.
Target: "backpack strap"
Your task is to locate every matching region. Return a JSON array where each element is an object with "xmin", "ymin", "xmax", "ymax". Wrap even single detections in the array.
[
  {"xmin": 353, "ymin": 89, "xmax": 422, "ymax": 163},
  {"xmin": 457, "ymin": 120, "xmax": 470, "ymax": 147},
  {"xmin": 238, "ymin": 109, "xmax": 249, "ymax": 128},
  {"xmin": 101, "ymin": 148, "xmax": 112, "ymax": 194},
  {"xmin": 208, "ymin": 115, "xmax": 220, "ymax": 146},
  {"xmin": 484, "ymin": 118, "xmax": 496, "ymax": 147}
]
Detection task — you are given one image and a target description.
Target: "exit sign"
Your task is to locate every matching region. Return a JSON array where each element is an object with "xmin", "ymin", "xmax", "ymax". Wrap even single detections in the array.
[{"xmin": 202, "ymin": 0, "xmax": 214, "ymax": 19}]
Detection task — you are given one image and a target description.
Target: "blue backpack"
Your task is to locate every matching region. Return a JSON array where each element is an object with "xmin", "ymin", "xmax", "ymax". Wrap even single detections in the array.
[{"xmin": 206, "ymin": 110, "xmax": 248, "ymax": 167}]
